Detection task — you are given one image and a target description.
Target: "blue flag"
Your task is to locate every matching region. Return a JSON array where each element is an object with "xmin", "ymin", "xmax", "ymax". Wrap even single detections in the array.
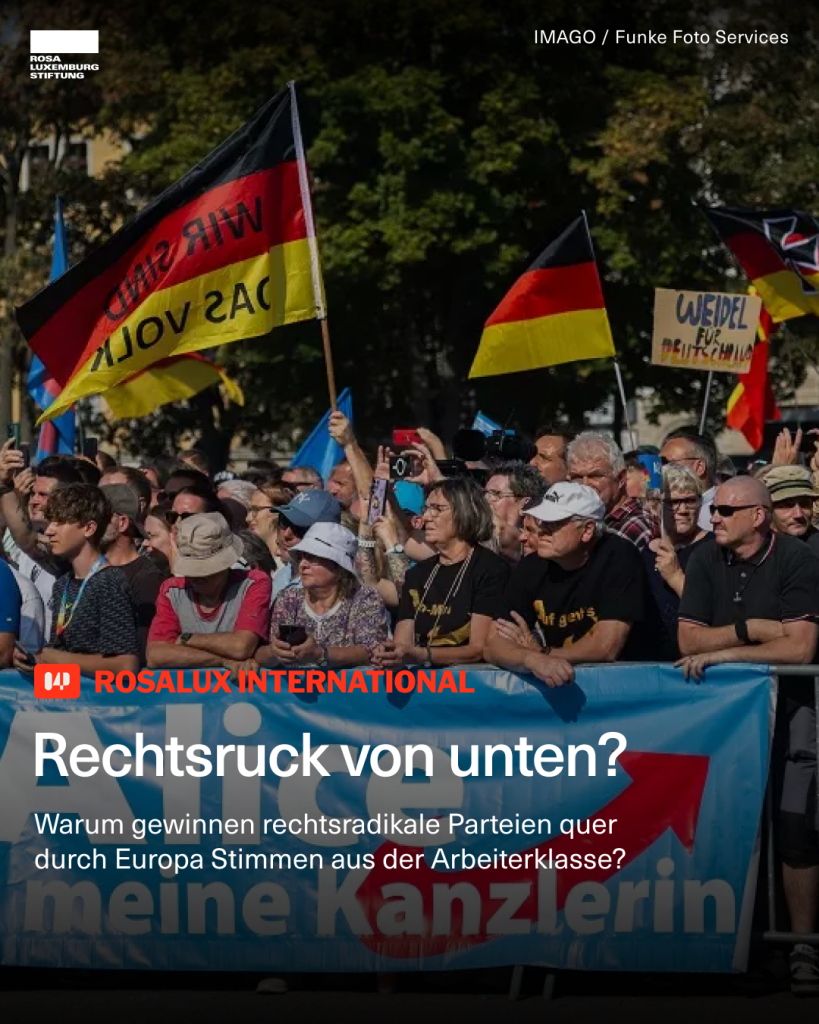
[
  {"xmin": 472, "ymin": 411, "xmax": 501, "ymax": 436},
  {"xmin": 290, "ymin": 388, "xmax": 353, "ymax": 483},
  {"xmin": 27, "ymin": 198, "xmax": 76, "ymax": 463}
]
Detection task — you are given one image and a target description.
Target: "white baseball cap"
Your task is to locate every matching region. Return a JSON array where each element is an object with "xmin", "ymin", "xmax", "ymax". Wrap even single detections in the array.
[
  {"xmin": 525, "ymin": 481, "xmax": 605, "ymax": 523},
  {"xmin": 291, "ymin": 522, "xmax": 358, "ymax": 574}
]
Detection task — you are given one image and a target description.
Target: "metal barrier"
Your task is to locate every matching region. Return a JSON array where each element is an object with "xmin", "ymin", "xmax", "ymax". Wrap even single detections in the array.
[{"xmin": 764, "ymin": 665, "xmax": 819, "ymax": 946}]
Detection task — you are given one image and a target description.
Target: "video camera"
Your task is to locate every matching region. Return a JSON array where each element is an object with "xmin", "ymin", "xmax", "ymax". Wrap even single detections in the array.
[{"xmin": 451, "ymin": 428, "xmax": 536, "ymax": 465}]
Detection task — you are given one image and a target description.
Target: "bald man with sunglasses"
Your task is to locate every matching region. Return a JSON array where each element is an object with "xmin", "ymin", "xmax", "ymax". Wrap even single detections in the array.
[
  {"xmin": 677, "ymin": 475, "xmax": 818, "ymax": 678},
  {"xmin": 677, "ymin": 473, "xmax": 819, "ymax": 993}
]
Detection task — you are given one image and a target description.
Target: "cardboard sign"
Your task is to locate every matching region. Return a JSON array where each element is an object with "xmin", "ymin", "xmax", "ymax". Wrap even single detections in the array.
[{"xmin": 652, "ymin": 288, "xmax": 762, "ymax": 373}]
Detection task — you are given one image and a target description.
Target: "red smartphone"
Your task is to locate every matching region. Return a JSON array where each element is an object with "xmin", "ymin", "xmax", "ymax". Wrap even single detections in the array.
[{"xmin": 393, "ymin": 429, "xmax": 423, "ymax": 449}]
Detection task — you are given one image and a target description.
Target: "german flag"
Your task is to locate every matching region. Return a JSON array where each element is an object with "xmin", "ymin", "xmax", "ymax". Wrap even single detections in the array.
[
  {"xmin": 468, "ymin": 214, "xmax": 615, "ymax": 378},
  {"xmin": 703, "ymin": 206, "xmax": 819, "ymax": 323},
  {"xmin": 16, "ymin": 84, "xmax": 320, "ymax": 423},
  {"xmin": 726, "ymin": 290, "xmax": 780, "ymax": 451},
  {"xmin": 103, "ymin": 353, "xmax": 244, "ymax": 420}
]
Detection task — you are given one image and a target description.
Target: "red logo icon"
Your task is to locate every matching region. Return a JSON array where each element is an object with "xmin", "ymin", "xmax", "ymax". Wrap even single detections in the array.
[{"xmin": 34, "ymin": 664, "xmax": 81, "ymax": 699}]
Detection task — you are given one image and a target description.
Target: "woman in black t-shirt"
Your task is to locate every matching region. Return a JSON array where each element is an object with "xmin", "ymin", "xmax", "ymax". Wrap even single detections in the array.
[{"xmin": 371, "ymin": 477, "xmax": 510, "ymax": 669}]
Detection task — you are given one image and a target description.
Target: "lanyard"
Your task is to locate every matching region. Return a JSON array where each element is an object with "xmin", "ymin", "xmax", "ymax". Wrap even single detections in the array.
[{"xmin": 55, "ymin": 556, "xmax": 106, "ymax": 637}]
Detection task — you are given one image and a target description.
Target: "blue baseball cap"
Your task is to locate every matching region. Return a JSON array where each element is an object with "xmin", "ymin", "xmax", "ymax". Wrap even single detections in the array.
[
  {"xmin": 394, "ymin": 480, "xmax": 424, "ymax": 516},
  {"xmin": 274, "ymin": 489, "xmax": 342, "ymax": 528}
]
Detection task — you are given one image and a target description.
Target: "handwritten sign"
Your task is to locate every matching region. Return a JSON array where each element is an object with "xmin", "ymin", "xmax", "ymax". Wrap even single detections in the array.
[{"xmin": 652, "ymin": 288, "xmax": 762, "ymax": 373}]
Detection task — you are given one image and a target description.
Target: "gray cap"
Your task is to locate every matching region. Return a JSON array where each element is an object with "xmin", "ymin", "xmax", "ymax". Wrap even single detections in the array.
[{"xmin": 101, "ymin": 484, "xmax": 145, "ymax": 538}]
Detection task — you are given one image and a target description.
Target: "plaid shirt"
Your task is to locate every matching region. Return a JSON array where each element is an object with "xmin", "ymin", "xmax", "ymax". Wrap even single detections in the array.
[{"xmin": 605, "ymin": 497, "xmax": 658, "ymax": 551}]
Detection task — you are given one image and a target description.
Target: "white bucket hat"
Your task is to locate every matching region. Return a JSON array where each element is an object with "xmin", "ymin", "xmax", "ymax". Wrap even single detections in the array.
[{"xmin": 291, "ymin": 522, "xmax": 357, "ymax": 574}]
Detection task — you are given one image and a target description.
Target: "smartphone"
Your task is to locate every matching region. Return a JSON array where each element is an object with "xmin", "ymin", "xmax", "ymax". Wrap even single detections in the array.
[
  {"xmin": 278, "ymin": 624, "xmax": 308, "ymax": 646},
  {"xmin": 798, "ymin": 428, "xmax": 819, "ymax": 454},
  {"xmin": 392, "ymin": 429, "xmax": 423, "ymax": 449},
  {"xmin": 367, "ymin": 478, "xmax": 388, "ymax": 525},
  {"xmin": 82, "ymin": 437, "xmax": 98, "ymax": 460},
  {"xmin": 14, "ymin": 642, "xmax": 35, "ymax": 667},
  {"xmin": 6, "ymin": 423, "xmax": 20, "ymax": 446},
  {"xmin": 389, "ymin": 454, "xmax": 412, "ymax": 480},
  {"xmin": 18, "ymin": 442, "xmax": 30, "ymax": 469}
]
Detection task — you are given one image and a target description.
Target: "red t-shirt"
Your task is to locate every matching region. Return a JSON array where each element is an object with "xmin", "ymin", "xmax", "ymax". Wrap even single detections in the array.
[{"xmin": 148, "ymin": 569, "xmax": 272, "ymax": 643}]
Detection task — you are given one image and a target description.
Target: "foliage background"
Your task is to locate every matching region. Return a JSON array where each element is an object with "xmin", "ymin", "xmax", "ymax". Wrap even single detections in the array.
[{"xmin": 2, "ymin": 0, "xmax": 817, "ymax": 464}]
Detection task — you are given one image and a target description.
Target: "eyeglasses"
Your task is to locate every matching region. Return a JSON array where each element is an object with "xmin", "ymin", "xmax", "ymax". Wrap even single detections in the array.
[
  {"xmin": 660, "ymin": 456, "xmax": 700, "ymax": 467},
  {"xmin": 248, "ymin": 505, "xmax": 276, "ymax": 517},
  {"xmin": 567, "ymin": 471, "xmax": 610, "ymax": 483},
  {"xmin": 484, "ymin": 489, "xmax": 515, "ymax": 503},
  {"xmin": 710, "ymin": 503, "xmax": 760, "ymax": 518},
  {"xmin": 165, "ymin": 510, "xmax": 196, "ymax": 525},
  {"xmin": 423, "ymin": 502, "xmax": 452, "ymax": 517},
  {"xmin": 663, "ymin": 497, "xmax": 700, "ymax": 509}
]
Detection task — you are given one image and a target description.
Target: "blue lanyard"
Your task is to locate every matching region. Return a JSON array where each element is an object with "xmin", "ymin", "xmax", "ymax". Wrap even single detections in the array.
[{"xmin": 55, "ymin": 556, "xmax": 106, "ymax": 637}]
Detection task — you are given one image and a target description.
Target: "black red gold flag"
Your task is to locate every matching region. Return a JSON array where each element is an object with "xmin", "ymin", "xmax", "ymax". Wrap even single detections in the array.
[
  {"xmin": 468, "ymin": 214, "xmax": 615, "ymax": 378},
  {"xmin": 17, "ymin": 84, "xmax": 321, "ymax": 422},
  {"xmin": 703, "ymin": 206, "xmax": 819, "ymax": 323}
]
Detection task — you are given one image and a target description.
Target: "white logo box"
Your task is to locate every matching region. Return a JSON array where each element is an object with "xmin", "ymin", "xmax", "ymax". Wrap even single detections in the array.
[{"xmin": 30, "ymin": 30, "xmax": 99, "ymax": 53}]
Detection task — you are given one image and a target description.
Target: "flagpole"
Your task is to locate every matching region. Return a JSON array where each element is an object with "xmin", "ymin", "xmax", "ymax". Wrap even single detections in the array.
[
  {"xmin": 581, "ymin": 210, "xmax": 636, "ymax": 450},
  {"xmin": 612, "ymin": 358, "xmax": 636, "ymax": 450},
  {"xmin": 289, "ymin": 81, "xmax": 337, "ymax": 410},
  {"xmin": 698, "ymin": 371, "xmax": 713, "ymax": 434}
]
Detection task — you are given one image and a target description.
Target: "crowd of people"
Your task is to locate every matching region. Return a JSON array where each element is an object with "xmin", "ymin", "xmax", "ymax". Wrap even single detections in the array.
[{"xmin": 1, "ymin": 415, "xmax": 818, "ymax": 991}]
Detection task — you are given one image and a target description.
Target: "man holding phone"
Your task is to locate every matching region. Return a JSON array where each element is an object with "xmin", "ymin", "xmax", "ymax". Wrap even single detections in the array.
[{"xmin": 0, "ymin": 441, "xmax": 82, "ymax": 633}]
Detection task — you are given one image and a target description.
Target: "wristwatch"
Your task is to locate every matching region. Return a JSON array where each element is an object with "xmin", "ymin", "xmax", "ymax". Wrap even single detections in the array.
[
  {"xmin": 316, "ymin": 646, "xmax": 330, "ymax": 668},
  {"xmin": 385, "ymin": 544, "xmax": 405, "ymax": 555},
  {"xmin": 422, "ymin": 646, "xmax": 434, "ymax": 668},
  {"xmin": 178, "ymin": 632, "xmax": 192, "ymax": 645}
]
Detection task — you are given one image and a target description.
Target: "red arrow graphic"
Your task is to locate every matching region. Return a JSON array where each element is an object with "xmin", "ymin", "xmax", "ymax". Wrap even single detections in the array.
[{"xmin": 356, "ymin": 750, "xmax": 709, "ymax": 958}]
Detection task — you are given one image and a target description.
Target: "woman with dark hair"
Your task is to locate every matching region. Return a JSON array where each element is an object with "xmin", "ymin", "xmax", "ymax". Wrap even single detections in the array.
[{"xmin": 371, "ymin": 476, "xmax": 510, "ymax": 668}]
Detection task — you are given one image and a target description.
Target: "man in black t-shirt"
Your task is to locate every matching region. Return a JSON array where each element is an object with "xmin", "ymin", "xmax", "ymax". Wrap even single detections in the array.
[
  {"xmin": 100, "ymin": 483, "xmax": 167, "ymax": 665},
  {"xmin": 677, "ymin": 474, "xmax": 819, "ymax": 994},
  {"xmin": 12, "ymin": 484, "xmax": 140, "ymax": 678},
  {"xmin": 485, "ymin": 481, "xmax": 646, "ymax": 687}
]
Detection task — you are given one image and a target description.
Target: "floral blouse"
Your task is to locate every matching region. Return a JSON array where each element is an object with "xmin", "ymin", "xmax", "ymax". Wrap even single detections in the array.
[{"xmin": 270, "ymin": 585, "xmax": 388, "ymax": 652}]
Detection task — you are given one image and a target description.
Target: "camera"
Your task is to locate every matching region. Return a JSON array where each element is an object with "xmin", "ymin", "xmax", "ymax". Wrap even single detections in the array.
[{"xmin": 451, "ymin": 428, "xmax": 536, "ymax": 464}]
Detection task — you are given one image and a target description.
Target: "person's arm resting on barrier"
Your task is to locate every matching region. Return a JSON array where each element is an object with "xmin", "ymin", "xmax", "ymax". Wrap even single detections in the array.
[
  {"xmin": 38, "ymin": 648, "xmax": 139, "ymax": 675},
  {"xmin": 678, "ymin": 542, "xmax": 819, "ymax": 677},
  {"xmin": 679, "ymin": 617, "xmax": 787, "ymax": 654},
  {"xmin": 677, "ymin": 620, "xmax": 818, "ymax": 680},
  {"xmin": 146, "ymin": 574, "xmax": 270, "ymax": 668}
]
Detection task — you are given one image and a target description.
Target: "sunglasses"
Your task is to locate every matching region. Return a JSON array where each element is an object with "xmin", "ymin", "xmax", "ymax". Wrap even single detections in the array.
[
  {"xmin": 165, "ymin": 510, "xmax": 196, "ymax": 526},
  {"xmin": 279, "ymin": 518, "xmax": 307, "ymax": 537},
  {"xmin": 660, "ymin": 456, "xmax": 700, "ymax": 467},
  {"xmin": 710, "ymin": 503, "xmax": 759, "ymax": 518},
  {"xmin": 662, "ymin": 497, "xmax": 699, "ymax": 508}
]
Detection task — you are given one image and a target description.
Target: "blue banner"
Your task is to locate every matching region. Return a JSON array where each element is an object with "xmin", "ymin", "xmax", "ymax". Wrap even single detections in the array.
[
  {"xmin": 290, "ymin": 387, "xmax": 353, "ymax": 484},
  {"xmin": 0, "ymin": 665, "xmax": 772, "ymax": 973},
  {"xmin": 27, "ymin": 197, "xmax": 76, "ymax": 462}
]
